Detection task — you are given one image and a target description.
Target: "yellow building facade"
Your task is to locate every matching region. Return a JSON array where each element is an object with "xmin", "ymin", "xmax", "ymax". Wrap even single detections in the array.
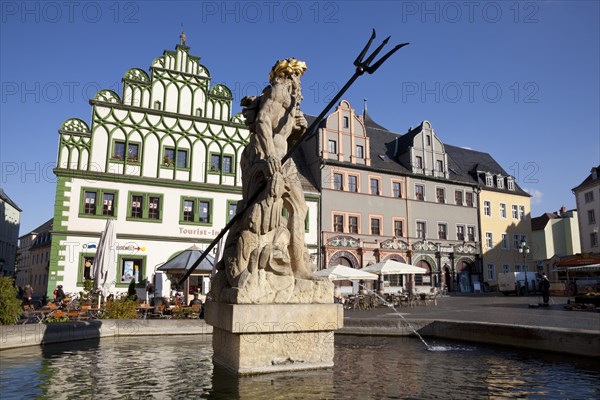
[{"xmin": 479, "ymin": 187, "xmax": 532, "ymax": 289}]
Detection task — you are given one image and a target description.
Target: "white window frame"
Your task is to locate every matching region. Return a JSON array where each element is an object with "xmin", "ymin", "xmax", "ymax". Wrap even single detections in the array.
[
  {"xmin": 415, "ymin": 184, "xmax": 425, "ymax": 201},
  {"xmin": 507, "ymin": 177, "xmax": 515, "ymax": 190},
  {"xmin": 328, "ymin": 140, "xmax": 337, "ymax": 154},
  {"xmin": 370, "ymin": 217, "xmax": 382, "ymax": 236},
  {"xmin": 500, "ymin": 203, "xmax": 507, "ymax": 219},
  {"xmin": 356, "ymin": 144, "xmax": 364, "ymax": 159},
  {"xmin": 501, "ymin": 234, "xmax": 508, "ymax": 250},
  {"xmin": 484, "ymin": 201, "xmax": 491, "ymax": 216},
  {"xmin": 512, "ymin": 205, "xmax": 518, "ymax": 219},
  {"xmin": 487, "ymin": 264, "xmax": 495, "ymax": 280},
  {"xmin": 513, "ymin": 234, "xmax": 521, "ymax": 250},
  {"xmin": 519, "ymin": 205, "xmax": 525, "ymax": 220},
  {"xmin": 485, "ymin": 232, "xmax": 493, "ymax": 249},
  {"xmin": 436, "ymin": 160, "xmax": 444, "ymax": 173},
  {"xmin": 437, "ymin": 223, "xmax": 448, "ymax": 240},
  {"xmin": 333, "ymin": 173, "xmax": 343, "ymax": 191},
  {"xmin": 392, "ymin": 181, "xmax": 402, "ymax": 198},
  {"xmin": 347, "ymin": 174, "xmax": 358, "ymax": 193},
  {"xmin": 416, "ymin": 221, "xmax": 427, "ymax": 239},
  {"xmin": 333, "ymin": 214, "xmax": 344, "ymax": 232},
  {"xmin": 415, "ymin": 155, "xmax": 423, "ymax": 169},
  {"xmin": 485, "ymin": 173, "xmax": 493, "ymax": 187},
  {"xmin": 456, "ymin": 224, "xmax": 465, "ymax": 241},
  {"xmin": 436, "ymin": 186, "xmax": 446, "ymax": 204},
  {"xmin": 370, "ymin": 177, "xmax": 381, "ymax": 196},
  {"xmin": 467, "ymin": 226, "xmax": 476, "ymax": 241},
  {"xmin": 455, "ymin": 190, "xmax": 464, "ymax": 206}
]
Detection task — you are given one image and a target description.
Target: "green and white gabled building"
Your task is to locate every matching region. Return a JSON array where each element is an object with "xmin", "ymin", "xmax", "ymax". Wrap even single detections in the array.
[{"xmin": 48, "ymin": 43, "xmax": 320, "ymax": 298}]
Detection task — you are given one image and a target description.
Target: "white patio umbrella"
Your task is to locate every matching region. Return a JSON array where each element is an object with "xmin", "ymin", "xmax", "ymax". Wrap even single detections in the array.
[
  {"xmin": 94, "ymin": 219, "xmax": 117, "ymax": 300},
  {"xmin": 314, "ymin": 264, "xmax": 379, "ymax": 281},
  {"xmin": 363, "ymin": 259, "xmax": 427, "ymax": 275}
]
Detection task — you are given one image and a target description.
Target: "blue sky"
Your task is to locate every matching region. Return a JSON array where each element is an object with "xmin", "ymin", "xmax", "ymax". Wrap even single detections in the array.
[{"xmin": 1, "ymin": 0, "xmax": 599, "ymax": 234}]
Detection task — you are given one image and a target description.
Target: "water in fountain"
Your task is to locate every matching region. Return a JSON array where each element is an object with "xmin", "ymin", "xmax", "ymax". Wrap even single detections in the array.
[
  {"xmin": 355, "ymin": 284, "xmax": 473, "ymax": 352},
  {"xmin": 356, "ymin": 283, "xmax": 433, "ymax": 349},
  {"xmin": 2, "ymin": 335, "xmax": 599, "ymax": 399}
]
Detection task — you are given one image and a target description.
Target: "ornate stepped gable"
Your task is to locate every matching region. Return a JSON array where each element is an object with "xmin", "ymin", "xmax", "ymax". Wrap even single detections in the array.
[{"xmin": 56, "ymin": 45, "xmax": 248, "ymax": 183}]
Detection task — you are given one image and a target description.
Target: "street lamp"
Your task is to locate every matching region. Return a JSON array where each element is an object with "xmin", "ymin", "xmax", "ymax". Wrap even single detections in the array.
[{"xmin": 519, "ymin": 238, "xmax": 530, "ymax": 296}]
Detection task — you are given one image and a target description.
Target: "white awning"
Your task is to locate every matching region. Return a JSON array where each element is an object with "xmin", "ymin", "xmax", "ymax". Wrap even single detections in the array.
[{"xmin": 552, "ymin": 263, "xmax": 600, "ymax": 272}]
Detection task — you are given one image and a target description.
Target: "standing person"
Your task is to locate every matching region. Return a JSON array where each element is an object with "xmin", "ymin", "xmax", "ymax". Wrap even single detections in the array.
[
  {"xmin": 145, "ymin": 280, "xmax": 154, "ymax": 304},
  {"xmin": 55, "ymin": 285, "xmax": 66, "ymax": 303},
  {"xmin": 540, "ymin": 273, "xmax": 551, "ymax": 306},
  {"xmin": 23, "ymin": 285, "xmax": 33, "ymax": 307}
]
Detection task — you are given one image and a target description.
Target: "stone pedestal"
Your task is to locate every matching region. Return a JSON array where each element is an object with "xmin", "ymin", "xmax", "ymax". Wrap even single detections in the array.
[{"xmin": 205, "ymin": 302, "xmax": 344, "ymax": 375}]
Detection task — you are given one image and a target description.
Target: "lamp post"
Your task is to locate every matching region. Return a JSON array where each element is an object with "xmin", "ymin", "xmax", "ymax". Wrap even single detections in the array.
[{"xmin": 519, "ymin": 238, "xmax": 530, "ymax": 296}]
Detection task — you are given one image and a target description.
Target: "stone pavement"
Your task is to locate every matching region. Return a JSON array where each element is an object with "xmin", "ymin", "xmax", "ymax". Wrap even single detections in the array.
[{"xmin": 344, "ymin": 293, "xmax": 600, "ymax": 332}]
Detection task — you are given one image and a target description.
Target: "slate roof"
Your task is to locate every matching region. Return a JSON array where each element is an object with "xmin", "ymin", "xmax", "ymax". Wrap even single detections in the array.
[
  {"xmin": 531, "ymin": 213, "xmax": 557, "ymax": 231},
  {"xmin": 305, "ymin": 110, "xmax": 530, "ymax": 197},
  {"xmin": 291, "ymin": 145, "xmax": 319, "ymax": 194},
  {"xmin": 30, "ymin": 218, "xmax": 53, "ymax": 234},
  {"xmin": 20, "ymin": 218, "xmax": 53, "ymax": 249},
  {"xmin": 572, "ymin": 165, "xmax": 600, "ymax": 191},
  {"xmin": 0, "ymin": 188, "xmax": 21, "ymax": 211}
]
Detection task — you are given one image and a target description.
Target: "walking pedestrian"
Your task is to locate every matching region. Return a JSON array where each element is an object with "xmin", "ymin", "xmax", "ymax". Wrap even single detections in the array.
[{"xmin": 540, "ymin": 273, "xmax": 551, "ymax": 306}]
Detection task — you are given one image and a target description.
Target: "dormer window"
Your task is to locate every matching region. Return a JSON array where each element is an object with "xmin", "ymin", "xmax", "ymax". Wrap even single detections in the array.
[
  {"xmin": 507, "ymin": 177, "xmax": 515, "ymax": 191},
  {"xmin": 154, "ymin": 101, "xmax": 161, "ymax": 110},
  {"xmin": 485, "ymin": 173, "xmax": 493, "ymax": 187},
  {"xmin": 436, "ymin": 160, "xmax": 444, "ymax": 173},
  {"xmin": 328, "ymin": 140, "xmax": 337, "ymax": 154},
  {"xmin": 343, "ymin": 116, "xmax": 349, "ymax": 129},
  {"xmin": 195, "ymin": 108, "xmax": 203, "ymax": 117},
  {"xmin": 496, "ymin": 175, "xmax": 504, "ymax": 189},
  {"xmin": 356, "ymin": 145, "xmax": 364, "ymax": 159},
  {"xmin": 415, "ymin": 156, "xmax": 423, "ymax": 169}
]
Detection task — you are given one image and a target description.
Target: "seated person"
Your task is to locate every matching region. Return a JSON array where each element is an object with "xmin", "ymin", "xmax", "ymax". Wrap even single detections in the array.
[{"xmin": 189, "ymin": 294, "xmax": 203, "ymax": 306}]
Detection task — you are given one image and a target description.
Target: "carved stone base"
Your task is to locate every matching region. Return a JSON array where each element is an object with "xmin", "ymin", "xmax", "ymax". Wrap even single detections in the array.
[{"xmin": 205, "ymin": 302, "xmax": 344, "ymax": 375}]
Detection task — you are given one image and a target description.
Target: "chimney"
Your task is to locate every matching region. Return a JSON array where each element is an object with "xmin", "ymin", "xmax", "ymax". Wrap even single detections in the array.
[
  {"xmin": 560, "ymin": 206, "xmax": 566, "ymax": 215},
  {"xmin": 592, "ymin": 167, "xmax": 598, "ymax": 180}
]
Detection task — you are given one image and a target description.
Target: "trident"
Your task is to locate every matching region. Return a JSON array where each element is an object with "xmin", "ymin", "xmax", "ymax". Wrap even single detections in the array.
[{"xmin": 178, "ymin": 30, "xmax": 409, "ymax": 286}]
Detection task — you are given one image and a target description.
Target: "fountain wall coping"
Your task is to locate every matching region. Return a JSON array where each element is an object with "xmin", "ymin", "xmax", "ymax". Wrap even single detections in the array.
[
  {"xmin": 1, "ymin": 317, "xmax": 598, "ymax": 359},
  {"xmin": 340, "ymin": 318, "xmax": 600, "ymax": 358}
]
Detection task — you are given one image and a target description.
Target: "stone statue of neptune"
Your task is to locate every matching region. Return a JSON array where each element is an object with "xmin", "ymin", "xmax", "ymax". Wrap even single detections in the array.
[{"xmin": 210, "ymin": 59, "xmax": 332, "ymax": 304}]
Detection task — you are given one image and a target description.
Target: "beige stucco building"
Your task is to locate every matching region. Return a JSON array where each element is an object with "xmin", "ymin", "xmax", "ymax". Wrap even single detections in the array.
[
  {"xmin": 573, "ymin": 166, "xmax": 600, "ymax": 253},
  {"xmin": 0, "ymin": 189, "xmax": 21, "ymax": 277},
  {"xmin": 16, "ymin": 219, "xmax": 52, "ymax": 296}
]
